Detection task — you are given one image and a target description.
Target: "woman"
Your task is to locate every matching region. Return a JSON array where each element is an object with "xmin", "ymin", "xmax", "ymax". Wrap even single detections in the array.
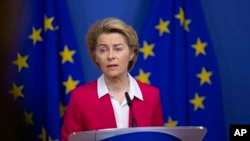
[{"xmin": 61, "ymin": 17, "xmax": 164, "ymax": 141}]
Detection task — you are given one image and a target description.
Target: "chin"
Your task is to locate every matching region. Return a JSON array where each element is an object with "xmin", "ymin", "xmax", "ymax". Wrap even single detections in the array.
[
  {"xmin": 106, "ymin": 74, "xmax": 119, "ymax": 79},
  {"xmin": 104, "ymin": 72, "xmax": 121, "ymax": 78}
]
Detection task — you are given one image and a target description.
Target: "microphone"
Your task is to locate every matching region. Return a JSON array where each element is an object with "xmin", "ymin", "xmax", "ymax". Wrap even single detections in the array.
[{"xmin": 125, "ymin": 92, "xmax": 137, "ymax": 127}]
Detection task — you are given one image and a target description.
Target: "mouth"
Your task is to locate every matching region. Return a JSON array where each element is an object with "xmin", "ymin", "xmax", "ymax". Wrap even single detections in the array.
[{"xmin": 107, "ymin": 64, "xmax": 118, "ymax": 68}]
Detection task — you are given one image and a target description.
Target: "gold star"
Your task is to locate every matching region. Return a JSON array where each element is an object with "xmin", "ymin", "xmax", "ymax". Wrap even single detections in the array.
[
  {"xmin": 190, "ymin": 92, "xmax": 205, "ymax": 111},
  {"xmin": 48, "ymin": 136, "xmax": 55, "ymax": 141},
  {"xmin": 12, "ymin": 52, "xmax": 29, "ymax": 72},
  {"xmin": 37, "ymin": 127, "xmax": 46, "ymax": 141},
  {"xmin": 192, "ymin": 38, "xmax": 207, "ymax": 56},
  {"xmin": 48, "ymin": 137, "xmax": 52, "ymax": 141},
  {"xmin": 60, "ymin": 102, "xmax": 67, "ymax": 118},
  {"xmin": 140, "ymin": 41, "xmax": 155, "ymax": 60},
  {"xmin": 155, "ymin": 18, "xmax": 170, "ymax": 36},
  {"xmin": 175, "ymin": 7, "xmax": 185, "ymax": 25},
  {"xmin": 28, "ymin": 26, "xmax": 43, "ymax": 46},
  {"xmin": 63, "ymin": 75, "xmax": 80, "ymax": 94},
  {"xmin": 183, "ymin": 19, "xmax": 191, "ymax": 32},
  {"xmin": 24, "ymin": 111, "xmax": 34, "ymax": 126},
  {"xmin": 44, "ymin": 15, "xmax": 55, "ymax": 32},
  {"xmin": 165, "ymin": 116, "xmax": 178, "ymax": 127},
  {"xmin": 38, "ymin": 127, "xmax": 58, "ymax": 141},
  {"xmin": 59, "ymin": 45, "xmax": 76, "ymax": 64},
  {"xmin": 175, "ymin": 7, "xmax": 191, "ymax": 32},
  {"xmin": 9, "ymin": 83, "xmax": 24, "ymax": 101},
  {"xmin": 196, "ymin": 67, "xmax": 213, "ymax": 85},
  {"xmin": 135, "ymin": 69, "xmax": 151, "ymax": 84}
]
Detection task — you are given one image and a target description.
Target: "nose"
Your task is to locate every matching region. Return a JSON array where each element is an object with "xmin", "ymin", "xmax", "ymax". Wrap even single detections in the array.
[{"xmin": 108, "ymin": 50, "xmax": 115, "ymax": 60}]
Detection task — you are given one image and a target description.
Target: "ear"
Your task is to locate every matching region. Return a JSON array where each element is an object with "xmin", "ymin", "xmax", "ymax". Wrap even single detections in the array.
[
  {"xmin": 95, "ymin": 56, "xmax": 99, "ymax": 63},
  {"xmin": 93, "ymin": 53, "xmax": 99, "ymax": 63},
  {"xmin": 129, "ymin": 51, "xmax": 135, "ymax": 61}
]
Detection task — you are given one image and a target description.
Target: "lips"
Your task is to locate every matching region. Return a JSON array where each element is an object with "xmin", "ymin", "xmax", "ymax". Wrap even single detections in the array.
[{"xmin": 107, "ymin": 64, "xmax": 118, "ymax": 68}]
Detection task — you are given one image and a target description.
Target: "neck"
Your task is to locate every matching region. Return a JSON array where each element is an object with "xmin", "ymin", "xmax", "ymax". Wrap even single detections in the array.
[{"xmin": 104, "ymin": 74, "xmax": 130, "ymax": 93}]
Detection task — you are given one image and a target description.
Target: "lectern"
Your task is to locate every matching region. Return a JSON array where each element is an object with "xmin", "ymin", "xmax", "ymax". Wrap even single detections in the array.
[{"xmin": 68, "ymin": 126, "xmax": 207, "ymax": 141}]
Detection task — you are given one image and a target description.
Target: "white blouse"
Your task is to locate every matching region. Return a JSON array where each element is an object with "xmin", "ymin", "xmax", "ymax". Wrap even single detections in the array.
[{"xmin": 97, "ymin": 73, "xmax": 143, "ymax": 128}]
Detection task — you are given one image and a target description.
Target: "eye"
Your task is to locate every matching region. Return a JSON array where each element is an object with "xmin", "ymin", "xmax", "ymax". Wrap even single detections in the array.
[
  {"xmin": 115, "ymin": 47, "xmax": 123, "ymax": 51},
  {"xmin": 98, "ymin": 47, "xmax": 108, "ymax": 53},
  {"xmin": 100, "ymin": 48, "xmax": 106, "ymax": 52}
]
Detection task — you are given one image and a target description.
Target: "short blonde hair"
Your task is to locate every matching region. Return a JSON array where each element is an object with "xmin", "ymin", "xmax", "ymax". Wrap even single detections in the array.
[{"xmin": 85, "ymin": 17, "xmax": 139, "ymax": 71}]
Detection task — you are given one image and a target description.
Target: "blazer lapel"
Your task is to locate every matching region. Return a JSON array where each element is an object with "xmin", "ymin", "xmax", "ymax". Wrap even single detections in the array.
[
  {"xmin": 98, "ymin": 94, "xmax": 117, "ymax": 128},
  {"xmin": 129, "ymin": 98, "xmax": 146, "ymax": 127}
]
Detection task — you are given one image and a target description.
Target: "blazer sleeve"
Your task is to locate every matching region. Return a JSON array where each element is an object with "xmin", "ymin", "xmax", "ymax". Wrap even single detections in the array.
[
  {"xmin": 152, "ymin": 87, "xmax": 164, "ymax": 126},
  {"xmin": 137, "ymin": 81, "xmax": 164, "ymax": 126},
  {"xmin": 61, "ymin": 88, "xmax": 83, "ymax": 141}
]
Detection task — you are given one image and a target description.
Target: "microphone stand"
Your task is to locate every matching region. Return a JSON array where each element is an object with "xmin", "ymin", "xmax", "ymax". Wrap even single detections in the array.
[{"xmin": 125, "ymin": 92, "xmax": 137, "ymax": 127}]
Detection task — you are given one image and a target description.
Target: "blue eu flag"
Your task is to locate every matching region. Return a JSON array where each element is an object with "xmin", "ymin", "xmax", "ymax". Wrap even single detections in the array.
[
  {"xmin": 131, "ymin": 0, "xmax": 226, "ymax": 140},
  {"xmin": 6, "ymin": 0, "xmax": 83, "ymax": 140}
]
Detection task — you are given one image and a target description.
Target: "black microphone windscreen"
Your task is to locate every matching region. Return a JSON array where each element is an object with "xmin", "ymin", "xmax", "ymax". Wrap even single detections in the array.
[{"xmin": 125, "ymin": 92, "xmax": 132, "ymax": 106}]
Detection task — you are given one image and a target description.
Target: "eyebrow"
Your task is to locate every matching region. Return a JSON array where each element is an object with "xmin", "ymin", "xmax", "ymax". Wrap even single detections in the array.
[
  {"xmin": 113, "ymin": 43, "xmax": 124, "ymax": 47},
  {"xmin": 97, "ymin": 43, "xmax": 106, "ymax": 47},
  {"xmin": 97, "ymin": 43, "xmax": 124, "ymax": 47}
]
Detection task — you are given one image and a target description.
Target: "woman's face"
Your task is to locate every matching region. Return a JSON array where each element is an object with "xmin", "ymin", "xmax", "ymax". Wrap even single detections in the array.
[{"xmin": 95, "ymin": 32, "xmax": 134, "ymax": 78}]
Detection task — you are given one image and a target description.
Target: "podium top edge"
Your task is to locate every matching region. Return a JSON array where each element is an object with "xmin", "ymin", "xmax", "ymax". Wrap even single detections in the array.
[
  {"xmin": 97, "ymin": 126, "xmax": 206, "ymax": 131},
  {"xmin": 69, "ymin": 126, "xmax": 207, "ymax": 141},
  {"xmin": 70, "ymin": 126, "xmax": 207, "ymax": 135}
]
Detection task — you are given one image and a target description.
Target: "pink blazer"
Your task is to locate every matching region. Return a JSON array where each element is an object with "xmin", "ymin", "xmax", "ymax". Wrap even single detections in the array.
[{"xmin": 61, "ymin": 80, "xmax": 164, "ymax": 141}]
